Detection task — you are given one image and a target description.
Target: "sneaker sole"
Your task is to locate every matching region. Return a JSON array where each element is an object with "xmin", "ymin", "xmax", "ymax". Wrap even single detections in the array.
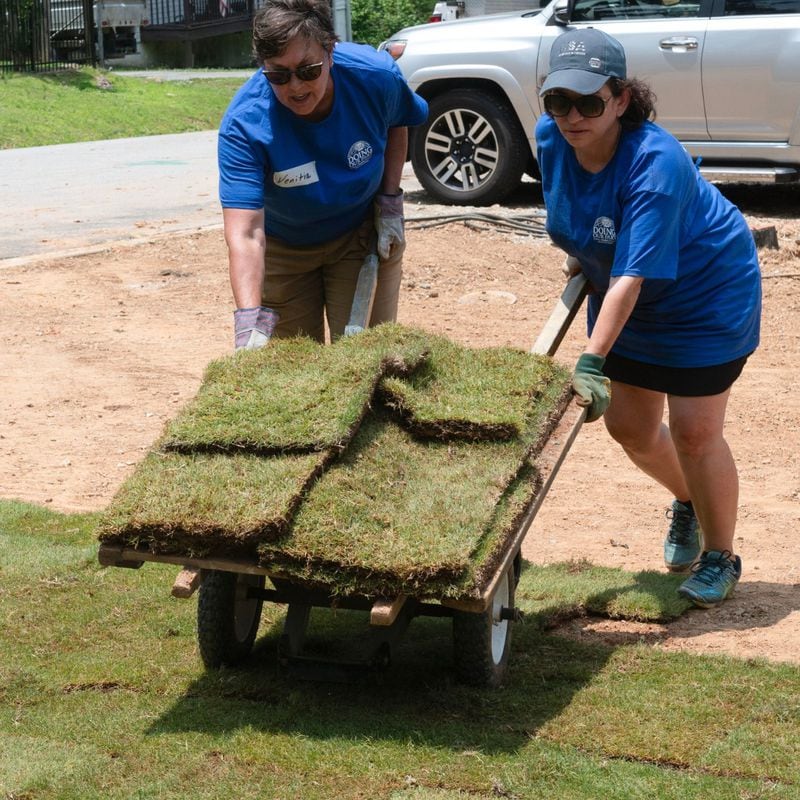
[{"xmin": 677, "ymin": 586, "xmax": 735, "ymax": 609}]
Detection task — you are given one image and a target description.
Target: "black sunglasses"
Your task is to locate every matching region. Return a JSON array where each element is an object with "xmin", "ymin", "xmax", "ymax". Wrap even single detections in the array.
[
  {"xmin": 543, "ymin": 93, "xmax": 611, "ymax": 119},
  {"xmin": 262, "ymin": 61, "xmax": 325, "ymax": 86}
]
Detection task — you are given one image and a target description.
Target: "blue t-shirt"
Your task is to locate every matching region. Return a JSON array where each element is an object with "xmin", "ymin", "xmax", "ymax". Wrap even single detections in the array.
[
  {"xmin": 536, "ymin": 116, "xmax": 761, "ymax": 368},
  {"xmin": 218, "ymin": 42, "xmax": 428, "ymax": 246}
]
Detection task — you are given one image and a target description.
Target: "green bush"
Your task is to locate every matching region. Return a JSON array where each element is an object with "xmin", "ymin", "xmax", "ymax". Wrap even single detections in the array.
[{"xmin": 351, "ymin": 0, "xmax": 433, "ymax": 47}]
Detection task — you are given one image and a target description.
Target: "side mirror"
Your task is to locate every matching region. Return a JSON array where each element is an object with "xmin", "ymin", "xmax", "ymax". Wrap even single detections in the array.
[{"xmin": 552, "ymin": 0, "xmax": 574, "ymax": 24}]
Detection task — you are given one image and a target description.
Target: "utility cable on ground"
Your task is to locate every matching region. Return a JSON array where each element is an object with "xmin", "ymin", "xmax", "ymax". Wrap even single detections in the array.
[{"xmin": 406, "ymin": 211, "xmax": 548, "ymax": 238}]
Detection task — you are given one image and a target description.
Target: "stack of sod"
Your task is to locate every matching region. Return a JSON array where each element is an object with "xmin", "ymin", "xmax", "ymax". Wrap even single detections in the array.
[
  {"xmin": 98, "ymin": 322, "xmax": 573, "ymax": 599},
  {"xmin": 257, "ymin": 339, "xmax": 571, "ymax": 600},
  {"xmin": 97, "ymin": 325, "xmax": 430, "ymax": 559}
]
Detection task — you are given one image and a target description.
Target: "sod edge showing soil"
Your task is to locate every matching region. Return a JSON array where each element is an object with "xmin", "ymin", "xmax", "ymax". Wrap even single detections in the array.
[{"xmin": 99, "ymin": 324, "xmax": 573, "ymax": 596}]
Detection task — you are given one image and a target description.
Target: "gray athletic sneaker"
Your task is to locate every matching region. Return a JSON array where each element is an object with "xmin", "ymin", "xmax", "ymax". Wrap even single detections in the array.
[
  {"xmin": 677, "ymin": 550, "xmax": 742, "ymax": 608},
  {"xmin": 664, "ymin": 499, "xmax": 702, "ymax": 572}
]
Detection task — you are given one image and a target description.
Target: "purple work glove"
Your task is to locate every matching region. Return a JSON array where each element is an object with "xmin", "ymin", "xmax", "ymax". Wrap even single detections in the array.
[
  {"xmin": 233, "ymin": 306, "xmax": 279, "ymax": 350},
  {"xmin": 374, "ymin": 191, "xmax": 405, "ymax": 260}
]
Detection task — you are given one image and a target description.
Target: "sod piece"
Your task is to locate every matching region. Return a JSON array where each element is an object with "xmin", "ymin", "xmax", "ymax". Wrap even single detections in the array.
[
  {"xmin": 380, "ymin": 334, "xmax": 567, "ymax": 441},
  {"xmin": 160, "ymin": 324, "xmax": 430, "ymax": 454},
  {"xmin": 98, "ymin": 449, "xmax": 329, "ymax": 559},
  {"xmin": 258, "ymin": 368, "xmax": 571, "ymax": 600}
]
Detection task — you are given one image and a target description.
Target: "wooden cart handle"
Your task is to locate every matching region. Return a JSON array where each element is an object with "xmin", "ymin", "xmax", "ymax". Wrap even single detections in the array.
[{"xmin": 530, "ymin": 273, "xmax": 588, "ymax": 357}]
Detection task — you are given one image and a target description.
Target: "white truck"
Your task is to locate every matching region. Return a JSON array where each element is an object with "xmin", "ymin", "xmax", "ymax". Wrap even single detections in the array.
[
  {"xmin": 428, "ymin": 0, "xmax": 542, "ymax": 22},
  {"xmin": 49, "ymin": 0, "xmax": 148, "ymax": 61}
]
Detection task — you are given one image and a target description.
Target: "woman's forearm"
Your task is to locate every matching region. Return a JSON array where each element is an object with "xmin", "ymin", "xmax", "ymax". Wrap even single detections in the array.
[
  {"xmin": 381, "ymin": 127, "xmax": 408, "ymax": 195},
  {"xmin": 586, "ymin": 275, "xmax": 643, "ymax": 356},
  {"xmin": 223, "ymin": 207, "xmax": 267, "ymax": 308}
]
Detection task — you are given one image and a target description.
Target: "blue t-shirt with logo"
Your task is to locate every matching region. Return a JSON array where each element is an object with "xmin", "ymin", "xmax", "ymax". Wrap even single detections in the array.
[
  {"xmin": 535, "ymin": 115, "xmax": 761, "ymax": 368},
  {"xmin": 218, "ymin": 42, "xmax": 428, "ymax": 245}
]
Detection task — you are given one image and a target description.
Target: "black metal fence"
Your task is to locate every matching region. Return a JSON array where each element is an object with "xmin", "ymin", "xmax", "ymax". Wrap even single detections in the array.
[{"xmin": 0, "ymin": 0, "xmax": 95, "ymax": 72}]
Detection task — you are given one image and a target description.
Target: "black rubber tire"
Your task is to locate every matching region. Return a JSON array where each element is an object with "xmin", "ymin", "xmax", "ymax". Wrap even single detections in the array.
[
  {"xmin": 452, "ymin": 564, "xmax": 515, "ymax": 687},
  {"xmin": 411, "ymin": 89, "xmax": 529, "ymax": 206},
  {"xmin": 512, "ymin": 550, "xmax": 523, "ymax": 587},
  {"xmin": 197, "ymin": 570, "xmax": 264, "ymax": 669}
]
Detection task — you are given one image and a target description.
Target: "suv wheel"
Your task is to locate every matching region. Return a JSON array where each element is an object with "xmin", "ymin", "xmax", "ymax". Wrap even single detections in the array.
[{"xmin": 412, "ymin": 89, "xmax": 528, "ymax": 206}]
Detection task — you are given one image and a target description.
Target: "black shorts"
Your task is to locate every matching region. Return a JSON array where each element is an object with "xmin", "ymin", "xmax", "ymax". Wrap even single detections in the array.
[{"xmin": 603, "ymin": 351, "xmax": 750, "ymax": 397}]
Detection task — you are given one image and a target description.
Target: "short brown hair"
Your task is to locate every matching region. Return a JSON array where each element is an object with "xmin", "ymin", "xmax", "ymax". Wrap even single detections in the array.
[
  {"xmin": 609, "ymin": 77, "xmax": 657, "ymax": 129},
  {"xmin": 252, "ymin": 0, "xmax": 339, "ymax": 62}
]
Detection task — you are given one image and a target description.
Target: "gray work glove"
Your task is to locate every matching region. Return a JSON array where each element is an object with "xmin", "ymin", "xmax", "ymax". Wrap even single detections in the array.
[
  {"xmin": 374, "ymin": 191, "xmax": 405, "ymax": 260},
  {"xmin": 572, "ymin": 353, "xmax": 611, "ymax": 422},
  {"xmin": 233, "ymin": 306, "xmax": 279, "ymax": 350}
]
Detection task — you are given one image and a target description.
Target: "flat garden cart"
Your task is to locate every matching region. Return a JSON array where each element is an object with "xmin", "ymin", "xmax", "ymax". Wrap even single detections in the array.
[{"xmin": 97, "ymin": 274, "xmax": 588, "ymax": 688}]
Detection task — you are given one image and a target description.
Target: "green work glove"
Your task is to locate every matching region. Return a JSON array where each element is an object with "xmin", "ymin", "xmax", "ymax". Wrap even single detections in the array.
[{"xmin": 572, "ymin": 353, "xmax": 611, "ymax": 422}]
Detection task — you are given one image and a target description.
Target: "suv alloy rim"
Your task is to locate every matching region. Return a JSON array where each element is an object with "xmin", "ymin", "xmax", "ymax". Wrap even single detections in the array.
[{"xmin": 424, "ymin": 106, "xmax": 500, "ymax": 193}]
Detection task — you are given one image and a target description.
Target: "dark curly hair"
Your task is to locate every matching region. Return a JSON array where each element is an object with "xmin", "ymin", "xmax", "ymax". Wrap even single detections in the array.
[
  {"xmin": 609, "ymin": 77, "xmax": 657, "ymax": 129},
  {"xmin": 252, "ymin": 0, "xmax": 339, "ymax": 62}
]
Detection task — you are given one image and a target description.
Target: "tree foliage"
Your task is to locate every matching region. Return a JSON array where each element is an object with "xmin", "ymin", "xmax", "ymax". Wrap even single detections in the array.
[{"xmin": 350, "ymin": 0, "xmax": 433, "ymax": 47}]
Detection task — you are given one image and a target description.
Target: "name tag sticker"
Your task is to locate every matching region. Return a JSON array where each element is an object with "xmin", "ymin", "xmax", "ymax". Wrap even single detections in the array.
[{"xmin": 273, "ymin": 162, "xmax": 319, "ymax": 188}]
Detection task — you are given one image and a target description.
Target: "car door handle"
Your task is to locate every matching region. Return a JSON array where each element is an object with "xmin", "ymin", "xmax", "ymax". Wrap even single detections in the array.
[{"xmin": 659, "ymin": 37, "xmax": 699, "ymax": 51}]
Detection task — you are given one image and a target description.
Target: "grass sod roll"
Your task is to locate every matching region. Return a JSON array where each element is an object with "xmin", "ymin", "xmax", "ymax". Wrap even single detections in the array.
[
  {"xmin": 380, "ymin": 333, "xmax": 568, "ymax": 440},
  {"xmin": 98, "ymin": 449, "xmax": 330, "ymax": 559},
  {"xmin": 160, "ymin": 324, "xmax": 430, "ymax": 454}
]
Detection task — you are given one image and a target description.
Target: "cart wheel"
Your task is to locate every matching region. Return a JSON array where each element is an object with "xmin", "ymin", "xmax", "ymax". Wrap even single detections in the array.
[
  {"xmin": 452, "ymin": 563, "xmax": 515, "ymax": 687},
  {"xmin": 197, "ymin": 570, "xmax": 264, "ymax": 668}
]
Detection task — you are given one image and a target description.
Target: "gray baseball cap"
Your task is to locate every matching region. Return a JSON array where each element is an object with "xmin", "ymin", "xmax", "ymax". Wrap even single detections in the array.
[{"xmin": 539, "ymin": 28, "xmax": 627, "ymax": 96}]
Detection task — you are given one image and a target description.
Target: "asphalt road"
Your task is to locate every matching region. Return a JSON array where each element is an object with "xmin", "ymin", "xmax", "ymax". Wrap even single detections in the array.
[
  {"xmin": 0, "ymin": 128, "xmax": 426, "ymax": 267},
  {"xmin": 0, "ymin": 131, "xmax": 223, "ymax": 266}
]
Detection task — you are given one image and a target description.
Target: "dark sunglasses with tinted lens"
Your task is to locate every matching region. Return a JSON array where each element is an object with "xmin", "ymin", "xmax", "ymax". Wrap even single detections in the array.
[
  {"xmin": 262, "ymin": 61, "xmax": 324, "ymax": 85},
  {"xmin": 543, "ymin": 93, "xmax": 610, "ymax": 118}
]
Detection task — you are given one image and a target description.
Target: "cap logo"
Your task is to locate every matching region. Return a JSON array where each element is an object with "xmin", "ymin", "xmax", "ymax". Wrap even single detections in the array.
[
  {"xmin": 562, "ymin": 40, "xmax": 586, "ymax": 56},
  {"xmin": 541, "ymin": 28, "xmax": 627, "ymax": 95}
]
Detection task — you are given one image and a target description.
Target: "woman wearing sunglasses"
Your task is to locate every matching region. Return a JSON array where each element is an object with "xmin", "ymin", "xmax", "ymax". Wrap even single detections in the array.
[
  {"xmin": 218, "ymin": 0, "xmax": 427, "ymax": 347},
  {"xmin": 536, "ymin": 28, "xmax": 761, "ymax": 608}
]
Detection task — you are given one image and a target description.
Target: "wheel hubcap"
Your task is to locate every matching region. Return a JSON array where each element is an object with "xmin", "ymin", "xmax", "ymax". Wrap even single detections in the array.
[
  {"xmin": 424, "ymin": 107, "xmax": 500, "ymax": 193},
  {"xmin": 452, "ymin": 136, "xmax": 475, "ymax": 164},
  {"xmin": 490, "ymin": 572, "xmax": 511, "ymax": 664}
]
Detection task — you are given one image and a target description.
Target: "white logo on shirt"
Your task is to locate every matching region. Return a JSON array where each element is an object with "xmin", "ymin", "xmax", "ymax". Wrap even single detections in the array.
[
  {"xmin": 347, "ymin": 140, "xmax": 373, "ymax": 170},
  {"xmin": 273, "ymin": 161, "xmax": 319, "ymax": 188},
  {"xmin": 592, "ymin": 216, "xmax": 617, "ymax": 244}
]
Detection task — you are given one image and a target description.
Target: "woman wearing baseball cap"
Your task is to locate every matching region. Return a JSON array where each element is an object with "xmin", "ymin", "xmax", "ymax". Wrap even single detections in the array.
[{"xmin": 536, "ymin": 28, "xmax": 761, "ymax": 608}]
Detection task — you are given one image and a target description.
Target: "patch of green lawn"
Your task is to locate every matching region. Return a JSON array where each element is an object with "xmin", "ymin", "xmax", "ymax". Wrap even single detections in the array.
[
  {"xmin": 1, "ymin": 500, "xmax": 798, "ymax": 799},
  {"xmin": 0, "ymin": 68, "xmax": 248, "ymax": 149}
]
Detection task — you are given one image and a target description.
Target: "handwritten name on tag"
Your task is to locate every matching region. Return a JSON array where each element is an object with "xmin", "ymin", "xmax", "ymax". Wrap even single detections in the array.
[{"xmin": 273, "ymin": 162, "xmax": 319, "ymax": 188}]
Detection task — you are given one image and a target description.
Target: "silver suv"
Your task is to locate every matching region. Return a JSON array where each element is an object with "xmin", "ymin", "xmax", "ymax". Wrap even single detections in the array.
[{"xmin": 381, "ymin": 0, "xmax": 800, "ymax": 204}]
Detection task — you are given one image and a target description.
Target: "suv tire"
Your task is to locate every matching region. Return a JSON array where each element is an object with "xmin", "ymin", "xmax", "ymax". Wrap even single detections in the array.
[{"xmin": 411, "ymin": 89, "xmax": 528, "ymax": 206}]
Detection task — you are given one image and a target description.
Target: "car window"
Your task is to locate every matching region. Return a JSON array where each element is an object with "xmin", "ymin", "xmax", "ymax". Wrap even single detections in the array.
[
  {"xmin": 723, "ymin": 0, "xmax": 800, "ymax": 13},
  {"xmin": 571, "ymin": 0, "xmax": 703, "ymax": 20}
]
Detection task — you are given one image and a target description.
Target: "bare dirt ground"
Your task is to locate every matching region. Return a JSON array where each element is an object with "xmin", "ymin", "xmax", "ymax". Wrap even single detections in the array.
[{"xmin": 1, "ymin": 181, "xmax": 798, "ymax": 665}]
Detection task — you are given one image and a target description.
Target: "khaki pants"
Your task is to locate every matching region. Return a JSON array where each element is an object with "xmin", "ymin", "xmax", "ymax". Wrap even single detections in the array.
[{"xmin": 262, "ymin": 218, "xmax": 403, "ymax": 342}]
